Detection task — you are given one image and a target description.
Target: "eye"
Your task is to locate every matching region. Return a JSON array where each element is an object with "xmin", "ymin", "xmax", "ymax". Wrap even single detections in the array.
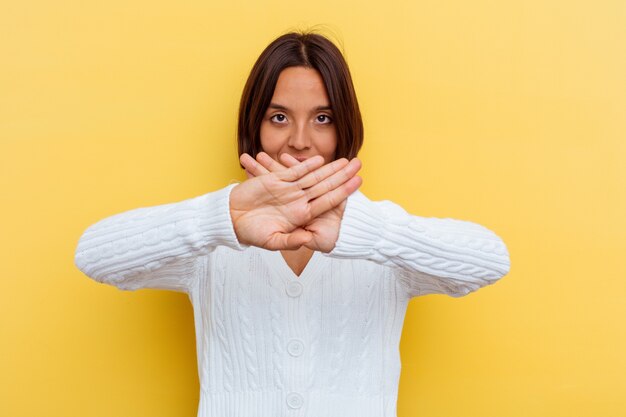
[
  {"xmin": 316, "ymin": 114, "xmax": 333, "ymax": 124},
  {"xmin": 270, "ymin": 114, "xmax": 287, "ymax": 123}
]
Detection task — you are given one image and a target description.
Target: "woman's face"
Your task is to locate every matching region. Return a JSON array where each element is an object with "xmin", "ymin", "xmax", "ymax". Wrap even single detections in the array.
[{"xmin": 260, "ymin": 66, "xmax": 337, "ymax": 166}]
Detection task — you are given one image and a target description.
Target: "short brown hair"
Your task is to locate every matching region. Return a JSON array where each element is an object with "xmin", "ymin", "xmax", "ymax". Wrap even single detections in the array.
[{"xmin": 237, "ymin": 30, "xmax": 364, "ymax": 168}]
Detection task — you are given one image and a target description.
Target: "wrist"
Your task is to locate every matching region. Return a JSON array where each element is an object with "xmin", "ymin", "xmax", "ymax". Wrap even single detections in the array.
[{"xmin": 228, "ymin": 184, "xmax": 247, "ymax": 246}]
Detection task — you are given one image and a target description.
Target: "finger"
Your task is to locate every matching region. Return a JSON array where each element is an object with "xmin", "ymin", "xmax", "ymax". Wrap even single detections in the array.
[
  {"xmin": 296, "ymin": 157, "xmax": 351, "ymax": 191},
  {"xmin": 278, "ymin": 152, "xmax": 300, "ymax": 168},
  {"xmin": 256, "ymin": 151, "xmax": 288, "ymax": 172},
  {"xmin": 309, "ymin": 175, "xmax": 362, "ymax": 219},
  {"xmin": 294, "ymin": 157, "xmax": 350, "ymax": 191},
  {"xmin": 245, "ymin": 169, "xmax": 254, "ymax": 179},
  {"xmin": 302, "ymin": 158, "xmax": 361, "ymax": 201},
  {"xmin": 280, "ymin": 154, "xmax": 348, "ymax": 195},
  {"xmin": 274, "ymin": 155, "xmax": 325, "ymax": 182},
  {"xmin": 240, "ymin": 153, "xmax": 270, "ymax": 177}
]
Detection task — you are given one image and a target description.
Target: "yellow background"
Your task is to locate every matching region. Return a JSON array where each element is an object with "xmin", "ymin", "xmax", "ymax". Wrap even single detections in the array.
[{"xmin": 1, "ymin": 0, "xmax": 624, "ymax": 416}]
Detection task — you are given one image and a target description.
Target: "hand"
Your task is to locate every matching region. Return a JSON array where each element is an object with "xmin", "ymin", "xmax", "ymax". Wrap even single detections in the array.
[
  {"xmin": 243, "ymin": 152, "xmax": 362, "ymax": 253},
  {"xmin": 231, "ymin": 153, "xmax": 361, "ymax": 251}
]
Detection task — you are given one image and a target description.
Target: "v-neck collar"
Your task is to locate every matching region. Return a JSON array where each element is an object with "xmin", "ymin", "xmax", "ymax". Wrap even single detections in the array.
[{"xmin": 258, "ymin": 247, "xmax": 327, "ymax": 285}]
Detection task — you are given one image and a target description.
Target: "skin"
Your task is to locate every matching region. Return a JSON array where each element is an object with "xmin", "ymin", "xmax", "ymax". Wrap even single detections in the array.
[
  {"xmin": 232, "ymin": 66, "xmax": 362, "ymax": 276},
  {"xmin": 259, "ymin": 66, "xmax": 338, "ymax": 167},
  {"xmin": 249, "ymin": 153, "xmax": 358, "ymax": 276},
  {"xmin": 260, "ymin": 66, "xmax": 339, "ymax": 273}
]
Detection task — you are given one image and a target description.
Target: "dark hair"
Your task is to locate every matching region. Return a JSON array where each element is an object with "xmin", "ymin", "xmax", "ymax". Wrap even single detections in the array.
[{"xmin": 237, "ymin": 29, "xmax": 363, "ymax": 168}]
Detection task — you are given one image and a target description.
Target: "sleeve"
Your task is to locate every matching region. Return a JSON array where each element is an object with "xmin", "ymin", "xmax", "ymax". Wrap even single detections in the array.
[
  {"xmin": 73, "ymin": 183, "xmax": 249, "ymax": 293},
  {"xmin": 323, "ymin": 191, "xmax": 511, "ymax": 298}
]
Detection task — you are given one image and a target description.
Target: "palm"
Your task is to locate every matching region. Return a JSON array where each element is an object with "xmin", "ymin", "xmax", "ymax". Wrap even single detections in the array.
[
  {"xmin": 301, "ymin": 200, "xmax": 346, "ymax": 252},
  {"xmin": 241, "ymin": 152, "xmax": 358, "ymax": 253},
  {"xmin": 230, "ymin": 167, "xmax": 320, "ymax": 250}
]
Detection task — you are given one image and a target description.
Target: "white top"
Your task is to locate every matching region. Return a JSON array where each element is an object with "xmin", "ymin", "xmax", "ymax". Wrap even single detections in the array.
[{"xmin": 74, "ymin": 183, "xmax": 510, "ymax": 417}]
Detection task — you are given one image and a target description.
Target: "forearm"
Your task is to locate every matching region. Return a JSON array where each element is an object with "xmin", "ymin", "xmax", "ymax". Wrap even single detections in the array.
[
  {"xmin": 324, "ymin": 191, "xmax": 510, "ymax": 297},
  {"xmin": 74, "ymin": 183, "xmax": 248, "ymax": 291}
]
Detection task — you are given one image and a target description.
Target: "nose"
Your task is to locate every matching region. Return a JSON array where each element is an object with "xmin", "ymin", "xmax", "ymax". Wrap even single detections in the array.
[{"xmin": 287, "ymin": 123, "xmax": 311, "ymax": 150}]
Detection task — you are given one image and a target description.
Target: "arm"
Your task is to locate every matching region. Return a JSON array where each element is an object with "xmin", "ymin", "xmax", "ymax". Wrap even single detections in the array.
[
  {"xmin": 74, "ymin": 183, "xmax": 248, "ymax": 293},
  {"xmin": 323, "ymin": 191, "xmax": 511, "ymax": 298}
]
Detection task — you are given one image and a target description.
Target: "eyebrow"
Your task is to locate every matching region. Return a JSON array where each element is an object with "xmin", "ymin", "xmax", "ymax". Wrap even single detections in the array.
[{"xmin": 268, "ymin": 102, "xmax": 333, "ymax": 112}]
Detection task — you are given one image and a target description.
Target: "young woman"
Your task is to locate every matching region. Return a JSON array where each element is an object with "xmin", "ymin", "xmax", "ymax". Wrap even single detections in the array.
[{"xmin": 75, "ymin": 30, "xmax": 510, "ymax": 417}]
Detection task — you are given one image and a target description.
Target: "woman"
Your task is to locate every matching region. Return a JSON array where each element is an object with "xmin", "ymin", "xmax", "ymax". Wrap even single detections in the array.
[{"xmin": 75, "ymin": 30, "xmax": 510, "ymax": 417}]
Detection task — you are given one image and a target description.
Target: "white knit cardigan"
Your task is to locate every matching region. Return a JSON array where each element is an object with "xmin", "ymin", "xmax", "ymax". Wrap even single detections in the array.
[{"xmin": 74, "ymin": 183, "xmax": 510, "ymax": 417}]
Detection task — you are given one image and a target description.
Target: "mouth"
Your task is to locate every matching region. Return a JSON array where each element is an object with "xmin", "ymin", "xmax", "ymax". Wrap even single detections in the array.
[{"xmin": 294, "ymin": 156, "xmax": 309, "ymax": 162}]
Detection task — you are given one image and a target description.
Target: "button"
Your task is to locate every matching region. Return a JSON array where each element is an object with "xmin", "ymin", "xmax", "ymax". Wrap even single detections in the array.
[
  {"xmin": 286, "ymin": 392, "xmax": 304, "ymax": 409},
  {"xmin": 287, "ymin": 339, "xmax": 305, "ymax": 357},
  {"xmin": 285, "ymin": 281, "xmax": 303, "ymax": 297}
]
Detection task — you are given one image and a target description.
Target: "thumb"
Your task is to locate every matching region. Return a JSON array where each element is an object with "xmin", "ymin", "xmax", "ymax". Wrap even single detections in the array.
[
  {"xmin": 266, "ymin": 228, "xmax": 313, "ymax": 250},
  {"xmin": 285, "ymin": 228, "xmax": 313, "ymax": 250}
]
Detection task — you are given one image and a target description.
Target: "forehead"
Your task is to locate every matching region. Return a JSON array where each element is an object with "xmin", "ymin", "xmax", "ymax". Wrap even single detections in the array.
[{"xmin": 272, "ymin": 67, "xmax": 329, "ymax": 103}]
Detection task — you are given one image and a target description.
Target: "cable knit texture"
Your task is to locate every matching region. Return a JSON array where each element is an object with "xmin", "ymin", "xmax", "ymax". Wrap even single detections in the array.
[{"xmin": 74, "ymin": 183, "xmax": 510, "ymax": 417}]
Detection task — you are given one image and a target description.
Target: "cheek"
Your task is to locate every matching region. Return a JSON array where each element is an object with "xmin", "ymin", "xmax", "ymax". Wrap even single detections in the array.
[
  {"xmin": 321, "ymin": 131, "xmax": 338, "ymax": 157},
  {"xmin": 259, "ymin": 123, "xmax": 278, "ymax": 153}
]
